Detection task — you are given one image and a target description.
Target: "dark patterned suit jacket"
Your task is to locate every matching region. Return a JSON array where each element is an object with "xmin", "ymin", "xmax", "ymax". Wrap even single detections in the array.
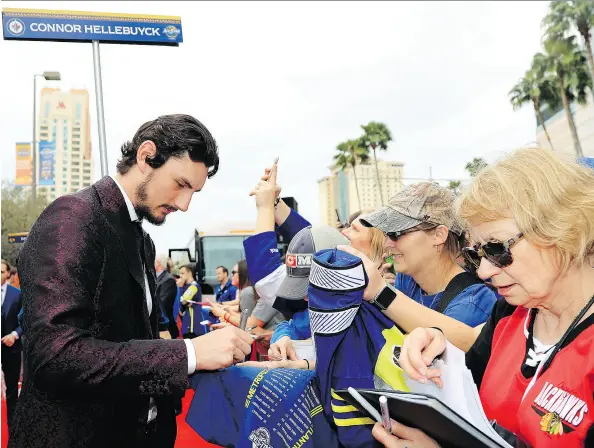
[{"xmin": 10, "ymin": 176, "xmax": 189, "ymax": 448}]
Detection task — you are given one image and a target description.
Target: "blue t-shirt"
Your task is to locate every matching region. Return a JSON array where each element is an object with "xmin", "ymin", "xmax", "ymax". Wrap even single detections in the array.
[
  {"xmin": 215, "ymin": 280, "xmax": 237, "ymax": 303},
  {"xmin": 395, "ymin": 273, "xmax": 497, "ymax": 327}
]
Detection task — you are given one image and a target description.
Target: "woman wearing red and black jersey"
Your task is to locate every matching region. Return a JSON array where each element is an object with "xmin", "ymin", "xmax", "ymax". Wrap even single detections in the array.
[{"xmin": 353, "ymin": 148, "xmax": 594, "ymax": 447}]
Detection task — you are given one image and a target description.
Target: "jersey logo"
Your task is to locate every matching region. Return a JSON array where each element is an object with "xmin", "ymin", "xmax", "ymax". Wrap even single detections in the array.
[
  {"xmin": 531, "ymin": 381, "xmax": 588, "ymax": 436},
  {"xmin": 248, "ymin": 427, "xmax": 272, "ymax": 448}
]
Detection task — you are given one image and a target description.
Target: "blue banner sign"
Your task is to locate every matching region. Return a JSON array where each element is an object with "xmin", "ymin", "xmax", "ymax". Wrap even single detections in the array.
[
  {"xmin": 2, "ymin": 8, "xmax": 182, "ymax": 45},
  {"xmin": 38, "ymin": 140, "xmax": 56, "ymax": 186}
]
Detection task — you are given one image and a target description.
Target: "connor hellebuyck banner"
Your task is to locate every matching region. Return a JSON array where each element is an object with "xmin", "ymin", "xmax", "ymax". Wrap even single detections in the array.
[{"xmin": 2, "ymin": 8, "xmax": 183, "ymax": 45}]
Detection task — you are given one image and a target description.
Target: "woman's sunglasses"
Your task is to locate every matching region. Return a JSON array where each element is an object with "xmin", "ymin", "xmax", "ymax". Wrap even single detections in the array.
[
  {"xmin": 385, "ymin": 224, "xmax": 438, "ymax": 242},
  {"xmin": 462, "ymin": 232, "xmax": 524, "ymax": 269},
  {"xmin": 231, "ymin": 270, "xmax": 238, "ymax": 275}
]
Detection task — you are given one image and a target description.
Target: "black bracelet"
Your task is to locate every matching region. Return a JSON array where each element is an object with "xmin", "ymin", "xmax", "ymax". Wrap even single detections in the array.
[
  {"xmin": 304, "ymin": 359, "xmax": 310, "ymax": 370},
  {"xmin": 429, "ymin": 326, "xmax": 444, "ymax": 334}
]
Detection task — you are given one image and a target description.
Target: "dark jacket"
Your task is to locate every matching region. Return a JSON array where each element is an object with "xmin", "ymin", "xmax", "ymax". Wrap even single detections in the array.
[
  {"xmin": 10, "ymin": 176, "xmax": 189, "ymax": 448},
  {"xmin": 156, "ymin": 270, "xmax": 179, "ymax": 339}
]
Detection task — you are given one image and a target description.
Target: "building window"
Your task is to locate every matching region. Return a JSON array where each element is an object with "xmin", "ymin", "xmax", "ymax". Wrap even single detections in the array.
[
  {"xmin": 44, "ymin": 102, "xmax": 50, "ymax": 117},
  {"xmin": 75, "ymin": 103, "xmax": 81, "ymax": 120}
]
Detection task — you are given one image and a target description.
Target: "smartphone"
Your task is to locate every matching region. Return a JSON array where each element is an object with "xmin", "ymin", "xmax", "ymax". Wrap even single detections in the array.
[{"xmin": 384, "ymin": 255, "xmax": 397, "ymax": 275}]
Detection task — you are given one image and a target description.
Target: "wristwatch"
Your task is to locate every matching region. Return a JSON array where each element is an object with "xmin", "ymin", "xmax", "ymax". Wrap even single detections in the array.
[{"xmin": 370, "ymin": 282, "xmax": 398, "ymax": 311}]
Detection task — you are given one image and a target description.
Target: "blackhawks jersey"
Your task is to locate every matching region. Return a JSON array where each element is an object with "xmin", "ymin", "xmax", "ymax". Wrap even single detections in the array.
[{"xmin": 466, "ymin": 299, "xmax": 594, "ymax": 447}]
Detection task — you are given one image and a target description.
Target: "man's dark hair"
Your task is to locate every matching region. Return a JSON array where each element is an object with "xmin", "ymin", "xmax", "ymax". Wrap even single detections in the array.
[
  {"xmin": 216, "ymin": 266, "xmax": 229, "ymax": 275},
  {"xmin": 116, "ymin": 114, "xmax": 219, "ymax": 177},
  {"xmin": 181, "ymin": 263, "xmax": 197, "ymax": 281},
  {"xmin": 1, "ymin": 259, "xmax": 11, "ymax": 273}
]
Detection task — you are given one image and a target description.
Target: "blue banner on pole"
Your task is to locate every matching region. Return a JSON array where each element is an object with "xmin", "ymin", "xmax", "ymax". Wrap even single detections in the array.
[
  {"xmin": 2, "ymin": 8, "xmax": 182, "ymax": 45},
  {"xmin": 38, "ymin": 141, "xmax": 56, "ymax": 186}
]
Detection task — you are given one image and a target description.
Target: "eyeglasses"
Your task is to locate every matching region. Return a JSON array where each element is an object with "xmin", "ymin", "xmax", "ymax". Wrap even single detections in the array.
[
  {"xmin": 385, "ymin": 224, "xmax": 438, "ymax": 242},
  {"xmin": 462, "ymin": 232, "xmax": 524, "ymax": 269}
]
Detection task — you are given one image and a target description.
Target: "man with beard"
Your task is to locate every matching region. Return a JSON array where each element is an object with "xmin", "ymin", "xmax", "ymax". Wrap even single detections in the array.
[{"xmin": 10, "ymin": 114, "xmax": 254, "ymax": 448}]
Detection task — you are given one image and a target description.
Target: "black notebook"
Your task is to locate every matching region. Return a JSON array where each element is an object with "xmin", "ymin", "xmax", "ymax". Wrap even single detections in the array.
[{"xmin": 335, "ymin": 388, "xmax": 512, "ymax": 448}]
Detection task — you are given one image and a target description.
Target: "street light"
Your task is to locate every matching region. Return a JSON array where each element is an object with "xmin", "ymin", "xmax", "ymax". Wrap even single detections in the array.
[{"xmin": 32, "ymin": 71, "xmax": 61, "ymax": 200}]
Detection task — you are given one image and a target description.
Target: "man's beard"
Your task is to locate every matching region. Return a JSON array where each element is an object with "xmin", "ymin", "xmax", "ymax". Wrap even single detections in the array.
[{"xmin": 134, "ymin": 173, "xmax": 169, "ymax": 226}]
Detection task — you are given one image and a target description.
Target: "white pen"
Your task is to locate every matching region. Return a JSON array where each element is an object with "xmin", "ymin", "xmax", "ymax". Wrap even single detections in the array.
[
  {"xmin": 347, "ymin": 387, "xmax": 382, "ymax": 424},
  {"xmin": 379, "ymin": 395, "xmax": 392, "ymax": 433}
]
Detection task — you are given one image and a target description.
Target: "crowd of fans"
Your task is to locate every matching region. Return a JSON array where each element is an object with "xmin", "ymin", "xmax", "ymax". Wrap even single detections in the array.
[{"xmin": 151, "ymin": 149, "xmax": 594, "ymax": 447}]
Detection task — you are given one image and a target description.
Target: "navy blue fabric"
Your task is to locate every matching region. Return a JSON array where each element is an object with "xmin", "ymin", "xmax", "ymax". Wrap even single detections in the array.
[{"xmin": 187, "ymin": 366, "xmax": 339, "ymax": 448}]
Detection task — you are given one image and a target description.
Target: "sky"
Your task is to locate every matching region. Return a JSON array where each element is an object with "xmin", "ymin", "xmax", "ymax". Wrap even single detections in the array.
[{"xmin": 0, "ymin": 0, "xmax": 550, "ymax": 254}]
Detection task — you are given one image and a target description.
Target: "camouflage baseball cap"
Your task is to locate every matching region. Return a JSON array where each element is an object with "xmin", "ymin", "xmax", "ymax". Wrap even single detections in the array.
[{"xmin": 360, "ymin": 182, "xmax": 463, "ymax": 236}]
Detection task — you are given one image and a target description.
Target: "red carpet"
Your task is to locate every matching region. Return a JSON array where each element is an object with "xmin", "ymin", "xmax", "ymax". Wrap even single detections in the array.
[{"xmin": 1, "ymin": 391, "xmax": 220, "ymax": 448}]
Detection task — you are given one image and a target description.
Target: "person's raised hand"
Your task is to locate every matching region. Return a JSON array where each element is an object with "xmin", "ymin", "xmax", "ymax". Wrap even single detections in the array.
[
  {"xmin": 399, "ymin": 327, "xmax": 445, "ymax": 387},
  {"xmin": 249, "ymin": 161, "xmax": 278, "ymax": 210},
  {"xmin": 260, "ymin": 165, "xmax": 282, "ymax": 198},
  {"xmin": 191, "ymin": 325, "xmax": 254, "ymax": 371},
  {"xmin": 337, "ymin": 245, "xmax": 386, "ymax": 301}
]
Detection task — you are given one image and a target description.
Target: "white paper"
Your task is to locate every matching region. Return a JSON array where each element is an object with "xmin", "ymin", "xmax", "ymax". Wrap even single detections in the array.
[{"xmin": 293, "ymin": 339, "xmax": 316, "ymax": 361}]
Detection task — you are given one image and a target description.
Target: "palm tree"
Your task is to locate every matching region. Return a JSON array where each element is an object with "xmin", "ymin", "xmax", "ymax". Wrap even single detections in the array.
[
  {"xmin": 543, "ymin": 0, "xmax": 594, "ymax": 82},
  {"xmin": 334, "ymin": 139, "xmax": 369, "ymax": 211},
  {"xmin": 360, "ymin": 122, "xmax": 393, "ymax": 206},
  {"xmin": 447, "ymin": 180, "xmax": 462, "ymax": 197},
  {"xmin": 465, "ymin": 157, "xmax": 488, "ymax": 177},
  {"xmin": 509, "ymin": 56, "xmax": 560, "ymax": 150},
  {"xmin": 541, "ymin": 35, "xmax": 592, "ymax": 157}
]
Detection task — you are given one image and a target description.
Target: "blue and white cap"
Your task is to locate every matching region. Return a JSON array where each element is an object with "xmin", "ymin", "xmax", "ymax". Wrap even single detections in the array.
[{"xmin": 308, "ymin": 248, "xmax": 368, "ymax": 336}]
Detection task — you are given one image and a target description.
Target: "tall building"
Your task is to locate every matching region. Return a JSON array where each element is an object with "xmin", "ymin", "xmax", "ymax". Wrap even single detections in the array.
[
  {"xmin": 318, "ymin": 160, "xmax": 404, "ymax": 226},
  {"xmin": 536, "ymin": 96, "xmax": 594, "ymax": 157},
  {"xmin": 36, "ymin": 88, "xmax": 94, "ymax": 203}
]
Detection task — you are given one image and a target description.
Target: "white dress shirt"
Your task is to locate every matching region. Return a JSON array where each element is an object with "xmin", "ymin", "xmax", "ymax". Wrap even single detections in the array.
[{"xmin": 110, "ymin": 176, "xmax": 196, "ymax": 421}]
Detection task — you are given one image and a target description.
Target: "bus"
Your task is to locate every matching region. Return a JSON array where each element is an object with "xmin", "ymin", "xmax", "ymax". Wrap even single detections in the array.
[{"xmin": 169, "ymin": 197, "xmax": 297, "ymax": 294}]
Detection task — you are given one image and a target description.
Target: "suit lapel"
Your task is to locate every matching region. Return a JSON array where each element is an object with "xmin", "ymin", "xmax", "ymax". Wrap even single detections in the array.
[{"xmin": 93, "ymin": 176, "xmax": 152, "ymax": 337}]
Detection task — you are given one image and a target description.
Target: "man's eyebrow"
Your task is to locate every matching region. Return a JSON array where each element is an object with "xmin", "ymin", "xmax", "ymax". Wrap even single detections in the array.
[{"xmin": 179, "ymin": 177, "xmax": 201, "ymax": 192}]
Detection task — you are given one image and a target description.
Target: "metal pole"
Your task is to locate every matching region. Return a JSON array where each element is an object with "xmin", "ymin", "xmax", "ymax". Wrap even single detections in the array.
[
  {"xmin": 32, "ymin": 75, "xmax": 38, "ymax": 200},
  {"xmin": 92, "ymin": 40, "xmax": 109, "ymax": 177}
]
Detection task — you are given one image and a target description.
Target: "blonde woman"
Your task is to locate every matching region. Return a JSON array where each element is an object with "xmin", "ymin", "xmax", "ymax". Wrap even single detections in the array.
[{"xmin": 352, "ymin": 149, "xmax": 594, "ymax": 447}]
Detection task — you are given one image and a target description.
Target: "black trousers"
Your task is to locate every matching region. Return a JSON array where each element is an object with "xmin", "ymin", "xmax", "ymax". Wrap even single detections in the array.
[
  {"xmin": 1, "ymin": 348, "xmax": 21, "ymax": 435},
  {"xmin": 134, "ymin": 403, "xmax": 177, "ymax": 448}
]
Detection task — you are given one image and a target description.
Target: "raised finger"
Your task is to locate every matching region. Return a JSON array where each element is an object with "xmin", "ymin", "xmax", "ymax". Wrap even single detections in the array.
[{"xmin": 268, "ymin": 161, "xmax": 278, "ymax": 185}]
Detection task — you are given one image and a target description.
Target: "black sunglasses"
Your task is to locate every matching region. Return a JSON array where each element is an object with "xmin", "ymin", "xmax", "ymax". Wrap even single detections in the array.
[
  {"xmin": 231, "ymin": 270, "xmax": 238, "ymax": 275},
  {"xmin": 462, "ymin": 232, "xmax": 524, "ymax": 269},
  {"xmin": 385, "ymin": 224, "xmax": 438, "ymax": 242}
]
